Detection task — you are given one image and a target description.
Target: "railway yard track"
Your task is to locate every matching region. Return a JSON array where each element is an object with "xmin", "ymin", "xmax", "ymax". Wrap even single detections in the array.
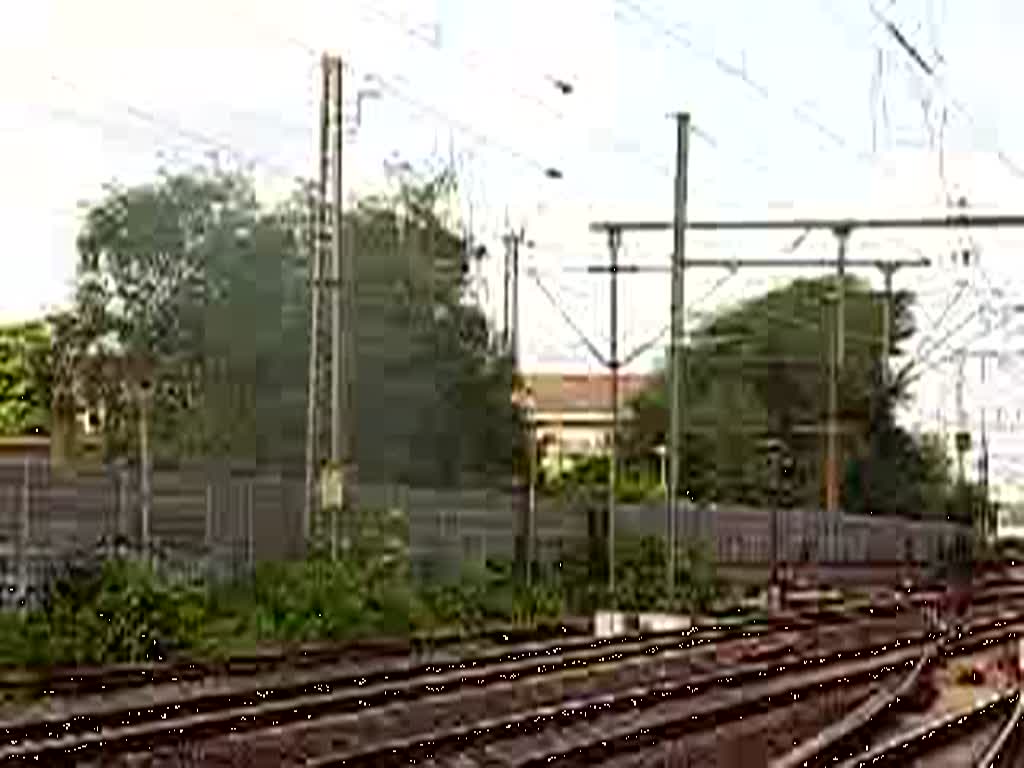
[
  {"xmin": 315, "ymin": 614, "xmax": 1021, "ymax": 768},
  {"xmin": 0, "ymin": 600, "xmax": 923, "ymax": 765},
  {"xmin": 825, "ymin": 689, "xmax": 1024, "ymax": 767},
  {"xmin": 0, "ymin": 580, "xmax": 1020, "ymax": 765}
]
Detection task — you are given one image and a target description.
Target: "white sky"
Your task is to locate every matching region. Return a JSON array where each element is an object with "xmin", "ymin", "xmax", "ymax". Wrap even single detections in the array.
[{"xmin": 4, "ymin": 0, "xmax": 1024, "ymax": 494}]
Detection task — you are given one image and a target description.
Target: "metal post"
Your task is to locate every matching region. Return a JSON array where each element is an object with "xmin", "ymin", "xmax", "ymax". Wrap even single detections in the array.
[
  {"xmin": 117, "ymin": 460, "xmax": 129, "ymax": 540},
  {"xmin": 668, "ymin": 112, "xmax": 690, "ymax": 598},
  {"xmin": 880, "ymin": 264, "xmax": 895, "ymax": 391},
  {"xmin": 512, "ymin": 229, "xmax": 522, "ymax": 369},
  {"xmin": 769, "ymin": 445, "xmax": 780, "ymax": 609},
  {"xmin": 503, "ymin": 233, "xmax": 512, "ymax": 352},
  {"xmin": 330, "ymin": 56, "xmax": 344, "ymax": 563},
  {"xmin": 527, "ymin": 398, "xmax": 537, "ymax": 585},
  {"xmin": 247, "ymin": 482, "xmax": 255, "ymax": 568},
  {"xmin": 825, "ymin": 228, "xmax": 849, "ymax": 522},
  {"xmin": 341, "ymin": 65, "xmax": 359, "ymax": 554},
  {"xmin": 303, "ymin": 56, "xmax": 331, "ymax": 548},
  {"xmin": 18, "ymin": 457, "xmax": 29, "ymax": 606},
  {"xmin": 607, "ymin": 227, "xmax": 621, "ymax": 600},
  {"xmin": 138, "ymin": 384, "xmax": 152, "ymax": 558},
  {"xmin": 980, "ymin": 347, "xmax": 990, "ymax": 542},
  {"xmin": 205, "ymin": 482, "xmax": 213, "ymax": 551},
  {"xmin": 956, "ymin": 351, "xmax": 967, "ymax": 485}
]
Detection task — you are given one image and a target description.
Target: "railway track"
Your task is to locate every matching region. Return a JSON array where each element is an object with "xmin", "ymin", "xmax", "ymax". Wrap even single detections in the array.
[
  {"xmin": 3, "ymin": 573, "xmax": 1017, "ymax": 706},
  {"xmin": 0, "ymin": 602, "xmax": 922, "ymax": 764},
  {"xmin": 771, "ymin": 621, "xmax": 1024, "ymax": 767},
  {"xmin": 0, "ymin": 621, "xmax": 593, "ymax": 700},
  {"xmin": 0, "ymin": 588, "xmax": 926, "ymax": 713},
  {"xmin": 827, "ymin": 690, "xmax": 1024, "ymax": 767},
  {"xmin": 314, "ymin": 615, "xmax": 1022, "ymax": 767},
  {"xmin": 2, "ymin": 581, "xmax": 1018, "ymax": 766}
]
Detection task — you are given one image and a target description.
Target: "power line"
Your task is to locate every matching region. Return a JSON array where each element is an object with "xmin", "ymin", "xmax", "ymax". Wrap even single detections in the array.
[
  {"xmin": 867, "ymin": 3, "xmax": 1024, "ymax": 181},
  {"xmin": 612, "ymin": 0, "xmax": 964, "ymax": 261},
  {"xmin": 525, "ymin": 266, "xmax": 608, "ymax": 367},
  {"xmin": 911, "ymin": 278, "xmax": 970, "ymax": 359},
  {"xmin": 223, "ymin": 5, "xmax": 672, "ymax": 198},
  {"xmin": 615, "ymin": 0, "xmax": 854, "ymax": 153},
  {"xmin": 46, "ymin": 73, "xmax": 311, "ymax": 185},
  {"xmin": 348, "ymin": 0, "xmax": 673, "ymax": 180}
]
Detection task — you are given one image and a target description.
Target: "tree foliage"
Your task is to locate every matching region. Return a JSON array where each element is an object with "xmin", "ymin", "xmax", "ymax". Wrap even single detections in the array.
[
  {"xmin": 625, "ymin": 275, "xmax": 956, "ymax": 517},
  {"xmin": 56, "ymin": 163, "xmax": 522, "ymax": 485},
  {"xmin": 347, "ymin": 170, "xmax": 525, "ymax": 485},
  {"xmin": 0, "ymin": 320, "xmax": 53, "ymax": 436}
]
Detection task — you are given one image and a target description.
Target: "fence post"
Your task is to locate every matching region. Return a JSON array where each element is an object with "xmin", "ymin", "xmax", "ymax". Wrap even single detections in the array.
[
  {"xmin": 205, "ymin": 482, "xmax": 213, "ymax": 551},
  {"xmin": 116, "ymin": 459, "xmax": 127, "ymax": 540},
  {"xmin": 205, "ymin": 480, "xmax": 214, "ymax": 581},
  {"xmin": 17, "ymin": 457, "xmax": 31, "ymax": 608},
  {"xmin": 246, "ymin": 481, "xmax": 255, "ymax": 569}
]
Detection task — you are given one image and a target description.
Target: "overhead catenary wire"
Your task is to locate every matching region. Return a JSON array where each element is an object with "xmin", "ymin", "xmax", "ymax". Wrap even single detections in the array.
[
  {"xmin": 34, "ymin": 44, "xmax": 605, "ymax": 289},
  {"xmin": 866, "ymin": 2, "xmax": 1024, "ymax": 182},
  {"xmin": 346, "ymin": 0, "xmax": 675, "ymax": 180}
]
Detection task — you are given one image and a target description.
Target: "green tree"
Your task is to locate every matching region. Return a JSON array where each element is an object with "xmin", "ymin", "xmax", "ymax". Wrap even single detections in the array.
[
  {"xmin": 0, "ymin": 320, "xmax": 53, "ymax": 436},
  {"xmin": 66, "ymin": 163, "xmax": 523, "ymax": 484},
  {"xmin": 72, "ymin": 167, "xmax": 307, "ymax": 466},
  {"xmin": 625, "ymin": 275, "xmax": 929, "ymax": 511},
  {"xmin": 347, "ymin": 170, "xmax": 526, "ymax": 485}
]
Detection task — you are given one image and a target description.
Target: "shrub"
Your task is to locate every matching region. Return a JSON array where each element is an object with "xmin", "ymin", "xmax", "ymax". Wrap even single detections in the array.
[
  {"xmin": 246, "ymin": 559, "xmax": 367, "ymax": 643},
  {"xmin": 42, "ymin": 558, "xmax": 207, "ymax": 665}
]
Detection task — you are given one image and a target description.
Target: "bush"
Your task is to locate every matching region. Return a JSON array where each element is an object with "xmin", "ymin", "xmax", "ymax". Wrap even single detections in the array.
[
  {"xmin": 413, "ymin": 559, "xmax": 567, "ymax": 637},
  {"xmin": 41, "ymin": 558, "xmax": 207, "ymax": 665},
  {"xmin": 554, "ymin": 534, "xmax": 721, "ymax": 615},
  {"xmin": 243, "ymin": 560, "xmax": 364, "ymax": 643}
]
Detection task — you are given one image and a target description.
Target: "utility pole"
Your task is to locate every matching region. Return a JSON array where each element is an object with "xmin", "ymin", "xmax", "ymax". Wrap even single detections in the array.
[
  {"xmin": 137, "ymin": 377, "xmax": 152, "ymax": 558},
  {"xmin": 502, "ymin": 228, "xmax": 526, "ymax": 365},
  {"xmin": 668, "ymin": 112, "xmax": 690, "ymax": 597},
  {"xmin": 329, "ymin": 56, "xmax": 345, "ymax": 562},
  {"xmin": 504, "ymin": 227, "xmax": 533, "ymax": 582},
  {"xmin": 303, "ymin": 54, "xmax": 353, "ymax": 560},
  {"xmin": 977, "ymin": 307, "xmax": 992, "ymax": 543},
  {"xmin": 980, "ymin": 352, "xmax": 990, "ymax": 543},
  {"xmin": 826, "ymin": 227, "xmax": 850, "ymax": 522},
  {"xmin": 607, "ymin": 226, "xmax": 622, "ymax": 600},
  {"xmin": 879, "ymin": 262, "xmax": 897, "ymax": 391},
  {"xmin": 513, "ymin": 228, "xmax": 522, "ymax": 368},
  {"xmin": 503, "ymin": 234, "xmax": 512, "ymax": 353},
  {"xmin": 955, "ymin": 350, "xmax": 968, "ymax": 486},
  {"xmin": 304, "ymin": 56, "xmax": 332, "ymax": 548}
]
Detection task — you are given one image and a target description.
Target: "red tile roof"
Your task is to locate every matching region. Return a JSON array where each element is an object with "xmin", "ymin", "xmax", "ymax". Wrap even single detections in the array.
[{"xmin": 522, "ymin": 372, "xmax": 653, "ymax": 414}]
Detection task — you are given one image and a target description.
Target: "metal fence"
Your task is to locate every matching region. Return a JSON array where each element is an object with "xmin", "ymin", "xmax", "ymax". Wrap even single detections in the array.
[
  {"xmin": 0, "ymin": 454, "xmax": 972, "ymax": 607},
  {"xmin": 0, "ymin": 457, "xmax": 305, "ymax": 607}
]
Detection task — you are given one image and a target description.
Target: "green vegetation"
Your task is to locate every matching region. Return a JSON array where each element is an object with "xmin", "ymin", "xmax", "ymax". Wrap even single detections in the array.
[
  {"xmin": 622, "ymin": 276, "xmax": 970, "ymax": 522},
  {"xmin": 44, "ymin": 163, "xmax": 523, "ymax": 482},
  {"xmin": 0, "ymin": 319, "xmax": 53, "ymax": 436},
  {"xmin": 0, "ymin": 526, "xmax": 720, "ymax": 669},
  {"xmin": 540, "ymin": 454, "xmax": 664, "ymax": 502}
]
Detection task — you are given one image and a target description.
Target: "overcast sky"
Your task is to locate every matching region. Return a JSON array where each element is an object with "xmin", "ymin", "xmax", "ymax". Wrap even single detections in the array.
[{"xmin": 5, "ymin": 0, "xmax": 1024, "ymax": 494}]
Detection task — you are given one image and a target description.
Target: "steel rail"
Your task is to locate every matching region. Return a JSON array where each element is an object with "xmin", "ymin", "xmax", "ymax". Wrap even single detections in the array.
[
  {"xmin": 0, "ymin": 604, "xmax": 910, "ymax": 761},
  {"xmin": 313, "ymin": 634, "xmax": 931, "ymax": 767},
  {"xmin": 504, "ymin": 621, "xmax": 1024, "ymax": 768},
  {"xmin": 2, "ymin": 586, "xmax": 1015, "ymax": 764},
  {"xmin": 333, "ymin": 618, "xmax": 1015, "ymax": 768},
  {"xmin": 771, "ymin": 640, "xmax": 941, "ymax": 767},
  {"xmin": 977, "ymin": 688, "xmax": 1024, "ymax": 767},
  {"xmin": 831, "ymin": 691, "xmax": 1016, "ymax": 767}
]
